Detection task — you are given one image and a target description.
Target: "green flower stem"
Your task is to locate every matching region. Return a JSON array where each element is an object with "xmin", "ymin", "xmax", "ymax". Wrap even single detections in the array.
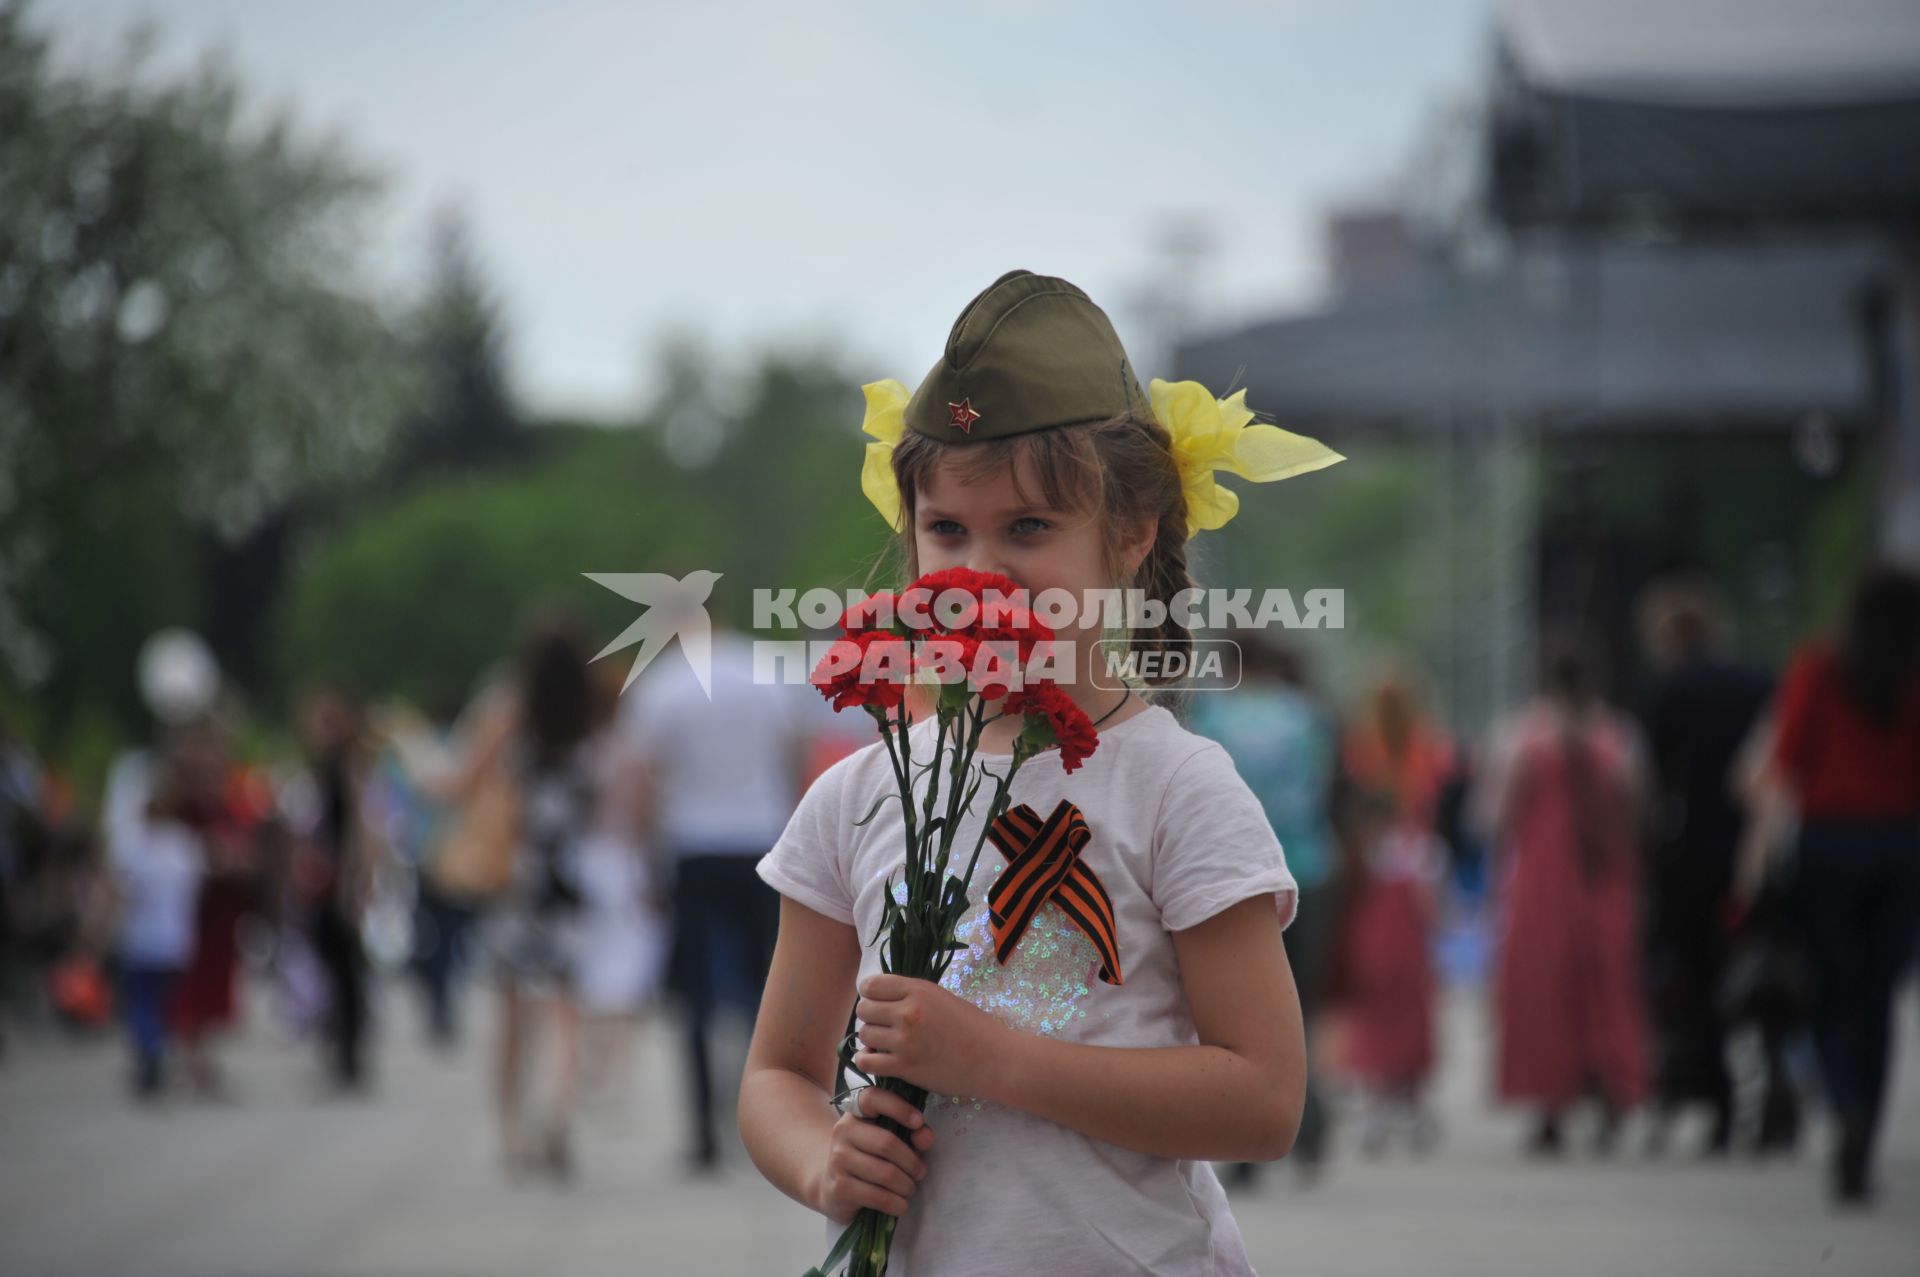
[
  {"xmin": 810, "ymin": 677, "xmax": 1049, "ymax": 1275},
  {"xmin": 893, "ymin": 694, "xmax": 922, "ymax": 885},
  {"xmin": 930, "ymin": 699, "xmax": 980, "ymax": 887},
  {"xmin": 876, "ymin": 717, "xmax": 915, "ymax": 860}
]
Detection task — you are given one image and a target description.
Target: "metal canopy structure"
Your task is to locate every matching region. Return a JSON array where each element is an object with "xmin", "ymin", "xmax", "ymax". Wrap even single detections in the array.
[
  {"xmin": 1483, "ymin": 0, "xmax": 1920, "ymax": 564},
  {"xmin": 1174, "ymin": 237, "xmax": 1885, "ymax": 436},
  {"xmin": 1487, "ymin": 0, "xmax": 1920, "ymax": 229}
]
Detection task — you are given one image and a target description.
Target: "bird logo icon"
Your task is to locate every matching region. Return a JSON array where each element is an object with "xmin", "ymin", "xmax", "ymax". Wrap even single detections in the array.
[{"xmin": 583, "ymin": 569, "xmax": 724, "ymax": 698}]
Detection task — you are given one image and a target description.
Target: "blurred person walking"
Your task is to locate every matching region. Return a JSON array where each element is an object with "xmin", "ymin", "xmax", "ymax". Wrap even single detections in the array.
[
  {"xmin": 164, "ymin": 715, "xmax": 262, "ymax": 1100},
  {"xmin": 367, "ymin": 694, "xmax": 472, "ymax": 1048},
  {"xmin": 296, "ymin": 687, "xmax": 373, "ymax": 1094},
  {"xmin": 1190, "ymin": 634, "xmax": 1340, "ymax": 1183},
  {"xmin": 475, "ymin": 615, "xmax": 602, "ymax": 1180},
  {"xmin": 1634, "ymin": 580, "xmax": 1774, "ymax": 1156},
  {"xmin": 1480, "ymin": 642, "xmax": 1649, "ymax": 1155},
  {"xmin": 380, "ymin": 687, "xmax": 525, "ymax": 1048},
  {"xmin": 368, "ymin": 616, "xmax": 615, "ymax": 1179},
  {"xmin": 621, "ymin": 619, "xmax": 808, "ymax": 1172},
  {"xmin": 109, "ymin": 754, "xmax": 205, "ymax": 1099},
  {"xmin": 574, "ymin": 660, "xmax": 669, "ymax": 1114},
  {"xmin": 1756, "ymin": 567, "xmax": 1920, "ymax": 1205},
  {"xmin": 1326, "ymin": 786, "xmax": 1444, "ymax": 1156}
]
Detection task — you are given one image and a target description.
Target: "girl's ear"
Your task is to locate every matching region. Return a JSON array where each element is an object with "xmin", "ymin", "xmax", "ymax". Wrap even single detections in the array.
[{"xmin": 1122, "ymin": 518, "xmax": 1157, "ymax": 580}]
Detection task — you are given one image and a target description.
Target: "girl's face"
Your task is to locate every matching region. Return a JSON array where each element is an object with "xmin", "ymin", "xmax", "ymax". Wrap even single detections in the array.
[{"xmin": 912, "ymin": 452, "xmax": 1152, "ymax": 677}]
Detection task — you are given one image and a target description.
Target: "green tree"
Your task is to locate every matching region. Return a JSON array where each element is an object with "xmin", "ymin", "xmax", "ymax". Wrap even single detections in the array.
[
  {"xmin": 0, "ymin": 2, "xmax": 415, "ymax": 744},
  {"xmin": 392, "ymin": 206, "xmax": 525, "ymax": 481}
]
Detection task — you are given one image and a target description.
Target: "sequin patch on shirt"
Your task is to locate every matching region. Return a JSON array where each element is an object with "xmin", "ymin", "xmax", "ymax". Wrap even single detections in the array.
[{"xmin": 890, "ymin": 863, "xmax": 1102, "ymax": 1125}]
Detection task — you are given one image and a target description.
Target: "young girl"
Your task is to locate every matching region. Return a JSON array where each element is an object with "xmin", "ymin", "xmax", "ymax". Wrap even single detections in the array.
[
  {"xmin": 1325, "ymin": 786, "xmax": 1443, "ymax": 1156},
  {"xmin": 741, "ymin": 270, "xmax": 1342, "ymax": 1273}
]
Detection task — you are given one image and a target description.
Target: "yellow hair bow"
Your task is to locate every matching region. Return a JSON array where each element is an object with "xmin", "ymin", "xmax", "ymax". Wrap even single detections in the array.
[
  {"xmin": 1148, "ymin": 379, "xmax": 1345, "ymax": 539},
  {"xmin": 856, "ymin": 376, "xmax": 1343, "ymax": 539},
  {"xmin": 859, "ymin": 378, "xmax": 911, "ymax": 532}
]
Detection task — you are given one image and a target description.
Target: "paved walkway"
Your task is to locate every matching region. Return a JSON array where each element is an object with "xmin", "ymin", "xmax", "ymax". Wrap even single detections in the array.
[{"xmin": 2, "ymin": 980, "xmax": 1916, "ymax": 1276}]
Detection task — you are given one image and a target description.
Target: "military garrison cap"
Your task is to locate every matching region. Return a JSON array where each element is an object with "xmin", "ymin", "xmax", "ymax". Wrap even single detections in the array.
[{"xmin": 903, "ymin": 270, "xmax": 1151, "ymax": 442}]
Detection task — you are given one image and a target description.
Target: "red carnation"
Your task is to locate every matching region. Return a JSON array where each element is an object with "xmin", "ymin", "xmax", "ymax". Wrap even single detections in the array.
[
  {"xmin": 838, "ymin": 591, "xmax": 901, "ymax": 636},
  {"xmin": 898, "ymin": 568, "xmax": 1025, "ymax": 635},
  {"xmin": 911, "ymin": 632, "xmax": 1023, "ymax": 702},
  {"xmin": 977, "ymin": 602, "xmax": 1053, "ymax": 662},
  {"xmin": 811, "ymin": 631, "xmax": 910, "ymax": 713},
  {"xmin": 1002, "ymin": 681, "xmax": 1100, "ymax": 773}
]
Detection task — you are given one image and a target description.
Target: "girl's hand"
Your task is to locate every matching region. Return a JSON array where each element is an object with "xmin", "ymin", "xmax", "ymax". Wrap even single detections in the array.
[
  {"xmin": 853, "ymin": 973, "xmax": 1011, "ymax": 1098},
  {"xmin": 815, "ymin": 1086, "xmax": 937, "ymax": 1225}
]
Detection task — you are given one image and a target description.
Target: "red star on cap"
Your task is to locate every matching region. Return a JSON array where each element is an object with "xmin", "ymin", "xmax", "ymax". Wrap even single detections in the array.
[{"xmin": 948, "ymin": 399, "xmax": 982, "ymax": 433}]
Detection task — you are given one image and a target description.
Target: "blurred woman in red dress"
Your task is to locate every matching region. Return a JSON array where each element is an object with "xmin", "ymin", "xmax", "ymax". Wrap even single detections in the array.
[
  {"xmin": 1328, "ymin": 786, "xmax": 1444, "ymax": 1155},
  {"xmin": 1481, "ymin": 644, "xmax": 1649, "ymax": 1154},
  {"xmin": 166, "ymin": 715, "xmax": 265, "ymax": 1098}
]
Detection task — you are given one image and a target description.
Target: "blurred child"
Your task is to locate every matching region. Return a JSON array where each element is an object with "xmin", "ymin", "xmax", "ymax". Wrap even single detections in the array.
[
  {"xmin": 574, "ymin": 659, "xmax": 669, "ymax": 1114},
  {"xmin": 112, "ymin": 770, "xmax": 206, "ymax": 1098},
  {"xmin": 1329, "ymin": 787, "xmax": 1443, "ymax": 1155}
]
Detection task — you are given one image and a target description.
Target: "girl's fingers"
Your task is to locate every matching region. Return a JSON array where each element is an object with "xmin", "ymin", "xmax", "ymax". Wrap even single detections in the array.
[
  {"xmin": 856, "ymin": 1085, "xmax": 925, "ymax": 1131},
  {"xmin": 840, "ymin": 1146, "xmax": 920, "ymax": 1200},
  {"xmin": 910, "ymin": 1125, "xmax": 936, "ymax": 1153},
  {"xmin": 848, "ymin": 1117, "xmax": 929, "ymax": 1180},
  {"xmin": 855, "ymin": 997, "xmax": 894, "ymax": 1025},
  {"xmin": 847, "ymin": 1180, "xmax": 911, "ymax": 1218},
  {"xmin": 857, "ymin": 1024, "xmax": 898, "ymax": 1053},
  {"xmin": 852, "ymin": 1050, "xmax": 894, "ymax": 1078}
]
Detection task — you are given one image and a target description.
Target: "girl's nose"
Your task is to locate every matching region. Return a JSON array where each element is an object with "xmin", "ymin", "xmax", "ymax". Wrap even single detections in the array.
[{"xmin": 965, "ymin": 549, "xmax": 1010, "ymax": 579}]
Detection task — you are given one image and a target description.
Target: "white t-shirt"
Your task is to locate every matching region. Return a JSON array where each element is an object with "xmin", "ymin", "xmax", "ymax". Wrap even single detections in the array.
[
  {"xmin": 758, "ymin": 703, "xmax": 1296, "ymax": 1277},
  {"xmin": 621, "ymin": 631, "xmax": 806, "ymax": 857},
  {"xmin": 116, "ymin": 819, "xmax": 206, "ymax": 969}
]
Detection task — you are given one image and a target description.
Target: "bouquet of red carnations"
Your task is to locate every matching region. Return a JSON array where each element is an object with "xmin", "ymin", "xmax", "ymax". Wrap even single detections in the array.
[{"xmin": 803, "ymin": 568, "xmax": 1099, "ymax": 1277}]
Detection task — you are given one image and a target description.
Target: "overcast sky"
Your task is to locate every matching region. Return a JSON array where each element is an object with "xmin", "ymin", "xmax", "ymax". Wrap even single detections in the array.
[{"xmin": 48, "ymin": 0, "xmax": 1494, "ymax": 417}]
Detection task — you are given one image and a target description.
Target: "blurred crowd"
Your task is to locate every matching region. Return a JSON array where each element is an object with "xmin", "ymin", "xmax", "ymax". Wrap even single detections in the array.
[
  {"xmin": 1192, "ymin": 564, "xmax": 1920, "ymax": 1210},
  {"xmin": 0, "ymin": 565, "xmax": 1916, "ymax": 1211}
]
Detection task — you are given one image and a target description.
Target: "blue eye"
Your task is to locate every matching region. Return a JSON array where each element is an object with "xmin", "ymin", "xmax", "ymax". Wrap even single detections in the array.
[
  {"xmin": 1012, "ymin": 516, "xmax": 1051, "ymax": 535},
  {"xmin": 929, "ymin": 519, "xmax": 963, "ymax": 536}
]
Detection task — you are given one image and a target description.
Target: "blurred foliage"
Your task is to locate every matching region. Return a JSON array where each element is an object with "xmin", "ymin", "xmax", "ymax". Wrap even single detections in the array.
[
  {"xmin": 0, "ymin": 2, "xmax": 417, "ymax": 745},
  {"xmin": 280, "ymin": 363, "xmax": 1463, "ymax": 730},
  {"xmin": 276, "ymin": 350, "xmax": 891, "ymax": 718},
  {"xmin": 1199, "ymin": 440, "xmax": 1444, "ymax": 709},
  {"xmin": 1801, "ymin": 447, "xmax": 1877, "ymax": 639},
  {"xmin": 389, "ymin": 208, "xmax": 527, "ymax": 482}
]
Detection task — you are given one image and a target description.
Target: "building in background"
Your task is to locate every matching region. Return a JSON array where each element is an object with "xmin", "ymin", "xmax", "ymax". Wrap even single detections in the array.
[{"xmin": 1174, "ymin": 0, "xmax": 1919, "ymax": 737}]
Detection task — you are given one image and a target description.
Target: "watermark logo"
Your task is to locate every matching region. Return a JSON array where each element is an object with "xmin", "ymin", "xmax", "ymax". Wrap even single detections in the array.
[
  {"xmin": 587, "ymin": 576, "xmax": 1343, "ymax": 697},
  {"xmin": 584, "ymin": 570, "xmax": 722, "ymax": 697},
  {"xmin": 1090, "ymin": 638, "xmax": 1243, "ymax": 692},
  {"xmin": 750, "ymin": 586, "xmax": 1342, "ymax": 633}
]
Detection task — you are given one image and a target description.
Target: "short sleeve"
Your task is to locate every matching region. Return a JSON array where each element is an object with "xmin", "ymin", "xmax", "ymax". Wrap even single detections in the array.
[
  {"xmin": 1770, "ymin": 646, "xmax": 1821, "ymax": 789},
  {"xmin": 756, "ymin": 753, "xmax": 857, "ymax": 925},
  {"xmin": 1150, "ymin": 742, "xmax": 1299, "ymax": 932}
]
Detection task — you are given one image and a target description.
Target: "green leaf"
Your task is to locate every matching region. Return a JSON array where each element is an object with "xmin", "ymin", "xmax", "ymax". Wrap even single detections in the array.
[
  {"xmin": 866, "ymin": 878, "xmax": 897, "ymax": 948},
  {"xmin": 807, "ymin": 1217, "xmax": 862, "ymax": 1276},
  {"xmin": 851, "ymin": 791, "xmax": 898, "ymax": 829}
]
